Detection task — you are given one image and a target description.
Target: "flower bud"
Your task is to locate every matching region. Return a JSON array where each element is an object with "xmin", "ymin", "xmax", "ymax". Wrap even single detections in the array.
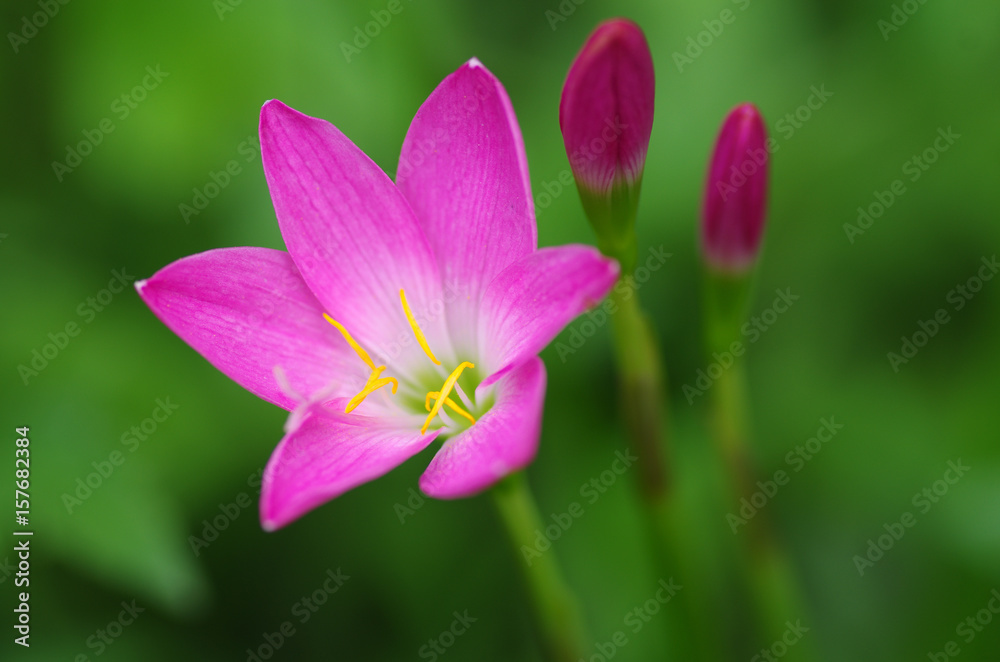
[
  {"xmin": 559, "ymin": 18, "xmax": 655, "ymax": 273},
  {"xmin": 701, "ymin": 103, "xmax": 769, "ymax": 273}
]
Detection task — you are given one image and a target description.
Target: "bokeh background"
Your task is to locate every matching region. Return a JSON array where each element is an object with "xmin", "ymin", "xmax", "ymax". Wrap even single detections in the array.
[{"xmin": 2, "ymin": 0, "xmax": 998, "ymax": 659}]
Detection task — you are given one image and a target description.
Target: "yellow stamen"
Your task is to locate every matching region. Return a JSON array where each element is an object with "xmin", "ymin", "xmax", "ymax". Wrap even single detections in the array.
[
  {"xmin": 345, "ymin": 366, "xmax": 399, "ymax": 413},
  {"xmin": 400, "ymin": 289, "xmax": 441, "ymax": 366},
  {"xmin": 322, "ymin": 314, "xmax": 398, "ymax": 413},
  {"xmin": 324, "ymin": 313, "xmax": 375, "ymax": 370},
  {"xmin": 425, "ymin": 391, "xmax": 477, "ymax": 426},
  {"xmin": 421, "ymin": 362, "xmax": 474, "ymax": 434}
]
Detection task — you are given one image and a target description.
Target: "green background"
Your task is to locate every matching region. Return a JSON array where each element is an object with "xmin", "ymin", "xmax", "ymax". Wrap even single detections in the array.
[{"xmin": 2, "ymin": 0, "xmax": 998, "ymax": 659}]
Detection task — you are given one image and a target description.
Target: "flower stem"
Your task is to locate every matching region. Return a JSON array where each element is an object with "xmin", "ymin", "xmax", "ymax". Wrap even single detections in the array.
[
  {"xmin": 608, "ymin": 283, "xmax": 668, "ymax": 500},
  {"xmin": 705, "ymin": 275, "xmax": 817, "ymax": 660},
  {"xmin": 712, "ymin": 364, "xmax": 816, "ymax": 659},
  {"xmin": 491, "ymin": 472, "xmax": 588, "ymax": 662},
  {"xmin": 608, "ymin": 283, "xmax": 724, "ymax": 660}
]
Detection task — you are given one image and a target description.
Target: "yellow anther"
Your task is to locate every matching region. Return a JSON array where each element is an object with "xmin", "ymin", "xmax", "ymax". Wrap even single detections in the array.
[
  {"xmin": 425, "ymin": 391, "xmax": 477, "ymax": 426},
  {"xmin": 324, "ymin": 313, "xmax": 375, "ymax": 370},
  {"xmin": 421, "ymin": 362, "xmax": 474, "ymax": 434},
  {"xmin": 400, "ymin": 289, "xmax": 441, "ymax": 366},
  {"xmin": 345, "ymin": 365, "xmax": 399, "ymax": 413},
  {"xmin": 323, "ymin": 313, "xmax": 398, "ymax": 413}
]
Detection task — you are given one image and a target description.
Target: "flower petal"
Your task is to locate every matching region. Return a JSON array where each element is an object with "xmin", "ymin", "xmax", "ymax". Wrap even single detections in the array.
[
  {"xmin": 261, "ymin": 409, "xmax": 438, "ymax": 530},
  {"xmin": 136, "ymin": 247, "xmax": 362, "ymax": 410},
  {"xmin": 260, "ymin": 100, "xmax": 449, "ymax": 372},
  {"xmin": 477, "ymin": 245, "xmax": 619, "ymax": 388},
  {"xmin": 395, "ymin": 59, "xmax": 537, "ymax": 357},
  {"xmin": 420, "ymin": 357, "xmax": 546, "ymax": 499}
]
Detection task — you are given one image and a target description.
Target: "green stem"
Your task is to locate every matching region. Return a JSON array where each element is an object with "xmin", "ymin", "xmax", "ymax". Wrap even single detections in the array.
[
  {"xmin": 643, "ymin": 491, "xmax": 727, "ymax": 661},
  {"xmin": 608, "ymin": 284, "xmax": 667, "ymax": 501},
  {"xmin": 705, "ymin": 276, "xmax": 817, "ymax": 661},
  {"xmin": 609, "ymin": 283, "xmax": 725, "ymax": 660},
  {"xmin": 578, "ymin": 179, "xmax": 642, "ymax": 274},
  {"xmin": 491, "ymin": 472, "xmax": 588, "ymax": 662}
]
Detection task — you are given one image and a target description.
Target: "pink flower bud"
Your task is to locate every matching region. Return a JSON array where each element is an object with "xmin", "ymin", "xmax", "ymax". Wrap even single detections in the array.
[
  {"xmin": 559, "ymin": 18, "xmax": 655, "ymax": 195},
  {"xmin": 701, "ymin": 103, "xmax": 770, "ymax": 273}
]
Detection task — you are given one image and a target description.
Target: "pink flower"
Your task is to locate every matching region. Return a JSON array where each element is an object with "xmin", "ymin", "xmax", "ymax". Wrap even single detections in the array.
[
  {"xmin": 136, "ymin": 59, "xmax": 618, "ymax": 530},
  {"xmin": 559, "ymin": 18, "xmax": 655, "ymax": 272},
  {"xmin": 559, "ymin": 18, "xmax": 655, "ymax": 194},
  {"xmin": 701, "ymin": 103, "xmax": 769, "ymax": 273}
]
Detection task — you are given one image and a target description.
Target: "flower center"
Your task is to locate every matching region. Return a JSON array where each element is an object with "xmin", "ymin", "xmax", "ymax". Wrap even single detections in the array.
[{"xmin": 323, "ymin": 289, "xmax": 478, "ymax": 435}]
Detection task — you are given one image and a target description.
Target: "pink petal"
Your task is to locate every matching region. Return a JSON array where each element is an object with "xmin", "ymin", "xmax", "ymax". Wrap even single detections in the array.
[
  {"xmin": 559, "ymin": 18, "xmax": 655, "ymax": 192},
  {"xmin": 260, "ymin": 100, "xmax": 450, "ymax": 371},
  {"xmin": 136, "ymin": 247, "xmax": 362, "ymax": 410},
  {"xmin": 420, "ymin": 357, "xmax": 546, "ymax": 499},
  {"xmin": 477, "ymin": 245, "xmax": 619, "ymax": 388},
  {"xmin": 261, "ymin": 409, "xmax": 438, "ymax": 530},
  {"xmin": 395, "ymin": 59, "xmax": 537, "ymax": 357}
]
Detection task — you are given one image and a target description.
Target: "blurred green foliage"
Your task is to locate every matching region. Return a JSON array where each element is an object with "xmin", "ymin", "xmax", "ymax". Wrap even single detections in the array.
[{"xmin": 2, "ymin": 0, "xmax": 998, "ymax": 659}]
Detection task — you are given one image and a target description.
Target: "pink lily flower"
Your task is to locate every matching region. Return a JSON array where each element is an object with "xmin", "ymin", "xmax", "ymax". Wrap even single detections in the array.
[
  {"xmin": 701, "ymin": 103, "xmax": 770, "ymax": 273},
  {"xmin": 560, "ymin": 18, "xmax": 655, "ymax": 195},
  {"xmin": 559, "ymin": 18, "xmax": 655, "ymax": 272},
  {"xmin": 136, "ymin": 59, "xmax": 619, "ymax": 530}
]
